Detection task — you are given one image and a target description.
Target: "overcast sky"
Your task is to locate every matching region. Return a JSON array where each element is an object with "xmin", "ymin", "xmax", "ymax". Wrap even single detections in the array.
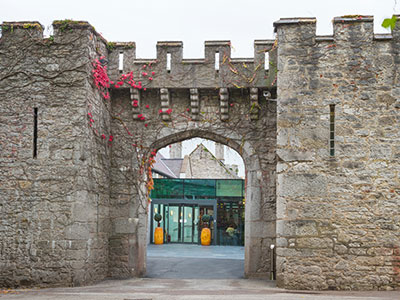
[
  {"xmin": 2, "ymin": 0, "xmax": 398, "ymax": 58},
  {"xmin": 2, "ymin": 0, "xmax": 398, "ymax": 178}
]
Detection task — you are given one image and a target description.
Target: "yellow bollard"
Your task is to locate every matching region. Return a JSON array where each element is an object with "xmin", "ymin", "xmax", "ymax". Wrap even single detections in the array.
[
  {"xmin": 201, "ymin": 228, "xmax": 211, "ymax": 246},
  {"xmin": 154, "ymin": 227, "xmax": 164, "ymax": 244}
]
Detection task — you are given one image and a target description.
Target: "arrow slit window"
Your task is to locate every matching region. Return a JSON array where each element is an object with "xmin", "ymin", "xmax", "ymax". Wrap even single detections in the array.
[{"xmin": 329, "ymin": 104, "xmax": 335, "ymax": 157}]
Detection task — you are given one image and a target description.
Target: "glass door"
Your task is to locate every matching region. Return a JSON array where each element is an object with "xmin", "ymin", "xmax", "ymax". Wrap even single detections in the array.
[
  {"xmin": 183, "ymin": 206, "xmax": 195, "ymax": 243},
  {"xmin": 167, "ymin": 205, "xmax": 180, "ymax": 243},
  {"xmin": 163, "ymin": 204, "xmax": 199, "ymax": 244},
  {"xmin": 193, "ymin": 206, "xmax": 199, "ymax": 243}
]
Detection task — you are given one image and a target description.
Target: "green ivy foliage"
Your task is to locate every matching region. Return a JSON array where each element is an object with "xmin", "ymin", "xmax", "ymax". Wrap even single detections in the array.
[{"xmin": 382, "ymin": 15, "xmax": 397, "ymax": 30}]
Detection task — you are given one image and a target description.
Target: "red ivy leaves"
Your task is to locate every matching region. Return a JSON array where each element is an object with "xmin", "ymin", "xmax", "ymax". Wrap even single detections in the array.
[
  {"xmin": 92, "ymin": 58, "xmax": 156, "ymax": 99},
  {"xmin": 92, "ymin": 56, "xmax": 111, "ymax": 99},
  {"xmin": 158, "ymin": 108, "xmax": 172, "ymax": 115}
]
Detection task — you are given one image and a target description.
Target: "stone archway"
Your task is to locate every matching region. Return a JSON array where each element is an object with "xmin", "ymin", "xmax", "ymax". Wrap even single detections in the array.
[
  {"xmin": 107, "ymin": 87, "xmax": 277, "ymax": 280},
  {"xmin": 0, "ymin": 25, "xmax": 278, "ymax": 286},
  {"xmin": 148, "ymin": 129, "xmax": 262, "ymax": 277}
]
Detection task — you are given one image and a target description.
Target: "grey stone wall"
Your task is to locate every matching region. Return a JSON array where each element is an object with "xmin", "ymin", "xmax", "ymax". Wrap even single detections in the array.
[
  {"xmin": 6, "ymin": 15, "xmax": 398, "ymax": 291},
  {"xmin": 107, "ymin": 87, "xmax": 277, "ymax": 279},
  {"xmin": 0, "ymin": 21, "xmax": 111, "ymax": 287},
  {"xmin": 275, "ymin": 16, "xmax": 400, "ymax": 290},
  {"xmin": 107, "ymin": 40, "xmax": 277, "ymax": 89},
  {"xmin": 0, "ymin": 20, "xmax": 277, "ymax": 287},
  {"xmin": 102, "ymin": 32, "xmax": 278, "ymax": 280},
  {"xmin": 183, "ymin": 144, "xmax": 239, "ymax": 179}
]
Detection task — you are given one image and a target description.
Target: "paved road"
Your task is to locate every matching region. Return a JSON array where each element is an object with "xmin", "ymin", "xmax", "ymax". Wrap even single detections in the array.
[
  {"xmin": 1, "ymin": 245, "xmax": 399, "ymax": 299},
  {"xmin": 147, "ymin": 257, "xmax": 245, "ymax": 279},
  {"xmin": 147, "ymin": 244, "xmax": 245, "ymax": 279},
  {"xmin": 1, "ymin": 278, "xmax": 399, "ymax": 300}
]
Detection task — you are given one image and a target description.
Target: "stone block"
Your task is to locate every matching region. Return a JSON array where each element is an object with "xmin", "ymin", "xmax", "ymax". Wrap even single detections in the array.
[
  {"xmin": 113, "ymin": 218, "xmax": 139, "ymax": 234},
  {"xmin": 278, "ymin": 173, "xmax": 327, "ymax": 198},
  {"xmin": 65, "ymin": 223, "xmax": 90, "ymax": 240},
  {"xmin": 277, "ymin": 220, "xmax": 318, "ymax": 237},
  {"xmin": 245, "ymin": 220, "xmax": 275, "ymax": 239},
  {"xmin": 72, "ymin": 201, "xmax": 96, "ymax": 222},
  {"xmin": 276, "ymin": 149, "xmax": 314, "ymax": 162},
  {"xmin": 296, "ymin": 237, "xmax": 333, "ymax": 249}
]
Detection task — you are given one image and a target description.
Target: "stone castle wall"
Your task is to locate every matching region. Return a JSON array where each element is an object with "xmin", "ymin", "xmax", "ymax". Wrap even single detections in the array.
[
  {"xmin": 107, "ymin": 87, "xmax": 277, "ymax": 279},
  {"xmin": 1, "ymin": 16, "xmax": 400, "ymax": 291},
  {"xmin": 0, "ymin": 21, "xmax": 277, "ymax": 287},
  {"xmin": 0, "ymin": 22, "xmax": 112, "ymax": 287},
  {"xmin": 275, "ymin": 16, "xmax": 400, "ymax": 290}
]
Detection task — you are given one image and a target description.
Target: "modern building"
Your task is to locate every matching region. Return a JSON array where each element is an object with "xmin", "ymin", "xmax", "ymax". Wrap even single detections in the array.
[
  {"xmin": 150, "ymin": 142, "xmax": 243, "ymax": 245},
  {"xmin": 150, "ymin": 178, "xmax": 245, "ymax": 246}
]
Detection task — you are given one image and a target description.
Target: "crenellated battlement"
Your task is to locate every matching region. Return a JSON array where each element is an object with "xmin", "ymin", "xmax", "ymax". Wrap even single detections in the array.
[
  {"xmin": 1, "ymin": 21, "xmax": 44, "ymax": 40},
  {"xmin": 274, "ymin": 15, "xmax": 400, "ymax": 43},
  {"xmin": 2, "ymin": 16, "xmax": 400, "ymax": 91},
  {"xmin": 0, "ymin": 20, "xmax": 101, "ymax": 40},
  {"xmin": 0, "ymin": 20, "xmax": 276, "ymax": 89},
  {"xmin": 106, "ymin": 39, "xmax": 276, "ymax": 88}
]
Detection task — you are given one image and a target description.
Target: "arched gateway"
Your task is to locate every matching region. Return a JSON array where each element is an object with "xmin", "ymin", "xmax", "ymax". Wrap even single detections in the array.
[
  {"xmin": 107, "ymin": 80, "xmax": 277, "ymax": 280},
  {"xmin": 0, "ymin": 21, "xmax": 277, "ymax": 287},
  {"xmin": 3, "ymin": 16, "xmax": 399, "ymax": 291}
]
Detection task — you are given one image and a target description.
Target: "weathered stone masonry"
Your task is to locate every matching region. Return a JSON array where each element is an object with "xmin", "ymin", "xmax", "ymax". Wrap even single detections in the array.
[
  {"xmin": 275, "ymin": 17, "xmax": 400, "ymax": 290},
  {"xmin": 0, "ymin": 16, "xmax": 399, "ymax": 291},
  {"xmin": 0, "ymin": 22, "xmax": 112, "ymax": 287},
  {"xmin": 0, "ymin": 21, "xmax": 277, "ymax": 287}
]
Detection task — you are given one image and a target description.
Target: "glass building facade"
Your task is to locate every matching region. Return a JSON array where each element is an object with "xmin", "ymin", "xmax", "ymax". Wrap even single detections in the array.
[{"xmin": 150, "ymin": 179, "xmax": 245, "ymax": 246}]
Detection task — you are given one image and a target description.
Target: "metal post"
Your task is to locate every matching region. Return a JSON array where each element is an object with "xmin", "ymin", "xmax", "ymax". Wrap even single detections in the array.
[
  {"xmin": 213, "ymin": 202, "xmax": 217, "ymax": 245},
  {"xmin": 270, "ymin": 244, "xmax": 275, "ymax": 280}
]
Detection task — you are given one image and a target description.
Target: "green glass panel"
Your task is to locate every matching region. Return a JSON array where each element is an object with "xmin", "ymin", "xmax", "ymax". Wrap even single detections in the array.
[
  {"xmin": 151, "ymin": 179, "xmax": 184, "ymax": 199},
  {"xmin": 216, "ymin": 180, "xmax": 243, "ymax": 197},
  {"xmin": 184, "ymin": 179, "xmax": 216, "ymax": 198},
  {"xmin": 152, "ymin": 179, "xmax": 245, "ymax": 201}
]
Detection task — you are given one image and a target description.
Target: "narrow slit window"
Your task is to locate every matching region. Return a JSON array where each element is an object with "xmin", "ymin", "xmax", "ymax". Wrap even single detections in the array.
[
  {"xmin": 265, "ymin": 51, "xmax": 269, "ymax": 70},
  {"xmin": 166, "ymin": 52, "xmax": 171, "ymax": 72},
  {"xmin": 215, "ymin": 52, "xmax": 220, "ymax": 72},
  {"xmin": 118, "ymin": 51, "xmax": 124, "ymax": 73},
  {"xmin": 329, "ymin": 105, "xmax": 335, "ymax": 156},
  {"xmin": 33, "ymin": 107, "xmax": 38, "ymax": 158}
]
